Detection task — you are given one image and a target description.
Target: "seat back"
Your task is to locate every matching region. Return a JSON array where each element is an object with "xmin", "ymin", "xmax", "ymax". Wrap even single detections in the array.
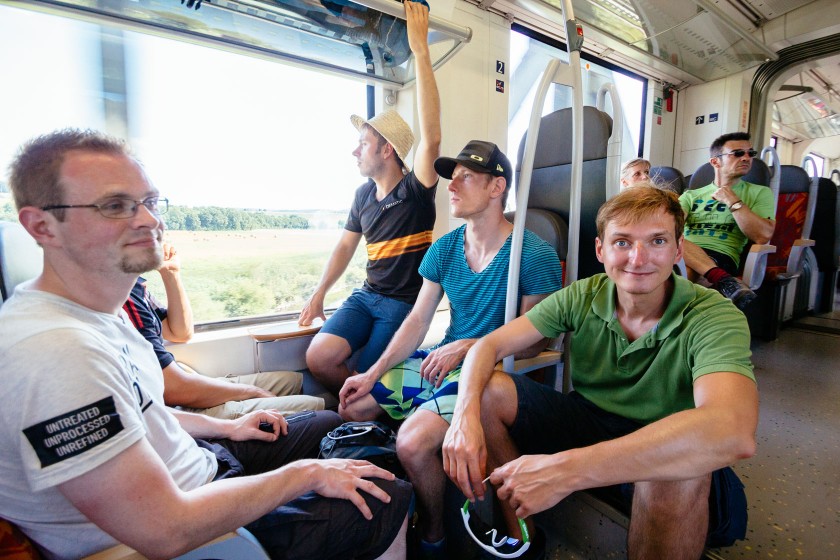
[
  {"xmin": 513, "ymin": 105, "xmax": 612, "ymax": 282},
  {"xmin": 765, "ymin": 165, "xmax": 815, "ymax": 275},
  {"xmin": 812, "ymin": 176, "xmax": 840, "ymax": 312},
  {"xmin": 650, "ymin": 166, "xmax": 687, "ymax": 194},
  {"xmin": 0, "ymin": 221, "xmax": 43, "ymax": 308}
]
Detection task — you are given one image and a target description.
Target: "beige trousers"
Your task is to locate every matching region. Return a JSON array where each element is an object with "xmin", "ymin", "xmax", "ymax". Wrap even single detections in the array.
[{"xmin": 180, "ymin": 366, "xmax": 325, "ymax": 419}]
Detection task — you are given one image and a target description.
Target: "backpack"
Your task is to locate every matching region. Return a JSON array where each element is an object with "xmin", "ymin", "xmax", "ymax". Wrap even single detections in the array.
[{"xmin": 319, "ymin": 421, "xmax": 405, "ymax": 479}]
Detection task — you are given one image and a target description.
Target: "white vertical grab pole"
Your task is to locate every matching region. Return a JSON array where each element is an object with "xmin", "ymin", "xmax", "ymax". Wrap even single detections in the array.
[
  {"xmin": 502, "ymin": 0, "xmax": 583, "ymax": 373},
  {"xmin": 597, "ymin": 83, "xmax": 624, "ymax": 200}
]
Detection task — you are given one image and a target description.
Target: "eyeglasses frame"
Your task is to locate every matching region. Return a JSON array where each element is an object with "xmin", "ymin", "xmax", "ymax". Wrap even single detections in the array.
[
  {"xmin": 715, "ymin": 149, "xmax": 758, "ymax": 160},
  {"xmin": 41, "ymin": 196, "xmax": 168, "ymax": 219}
]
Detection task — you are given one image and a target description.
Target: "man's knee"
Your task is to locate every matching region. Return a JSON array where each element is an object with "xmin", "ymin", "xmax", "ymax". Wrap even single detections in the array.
[
  {"xmin": 339, "ymin": 395, "xmax": 382, "ymax": 422},
  {"xmin": 633, "ymin": 474, "xmax": 711, "ymax": 522},
  {"xmin": 480, "ymin": 372, "xmax": 518, "ymax": 425},
  {"xmin": 306, "ymin": 334, "xmax": 351, "ymax": 372},
  {"xmin": 396, "ymin": 413, "xmax": 446, "ymax": 466}
]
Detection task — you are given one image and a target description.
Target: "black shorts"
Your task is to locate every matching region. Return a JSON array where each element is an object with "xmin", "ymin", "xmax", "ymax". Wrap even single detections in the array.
[
  {"xmin": 200, "ymin": 410, "xmax": 412, "ymax": 559},
  {"xmin": 507, "ymin": 375, "xmax": 746, "ymax": 544},
  {"xmin": 246, "ymin": 477, "xmax": 413, "ymax": 560},
  {"xmin": 702, "ymin": 249, "xmax": 740, "ymax": 276},
  {"xmin": 508, "ymin": 375, "xmax": 642, "ymax": 454}
]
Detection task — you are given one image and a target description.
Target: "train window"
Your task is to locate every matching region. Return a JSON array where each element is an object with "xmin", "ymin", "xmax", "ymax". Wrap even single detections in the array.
[
  {"xmin": 0, "ymin": 4, "xmax": 368, "ymax": 325},
  {"xmin": 808, "ymin": 153, "xmax": 826, "ymax": 177},
  {"xmin": 507, "ymin": 24, "xmax": 646, "ymax": 209}
]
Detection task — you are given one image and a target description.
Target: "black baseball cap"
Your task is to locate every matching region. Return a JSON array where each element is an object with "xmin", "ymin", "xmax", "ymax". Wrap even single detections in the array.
[{"xmin": 434, "ymin": 140, "xmax": 512, "ymax": 186}]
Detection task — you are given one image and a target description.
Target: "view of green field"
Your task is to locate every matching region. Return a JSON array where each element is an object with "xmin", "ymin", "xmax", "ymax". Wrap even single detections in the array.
[
  {"xmin": 1, "ymin": 199, "xmax": 364, "ymax": 324},
  {"xmin": 143, "ymin": 228, "xmax": 368, "ymax": 324}
]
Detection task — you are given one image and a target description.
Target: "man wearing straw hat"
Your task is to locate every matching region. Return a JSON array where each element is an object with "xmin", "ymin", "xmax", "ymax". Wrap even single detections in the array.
[{"xmin": 300, "ymin": 0, "xmax": 441, "ymax": 396}]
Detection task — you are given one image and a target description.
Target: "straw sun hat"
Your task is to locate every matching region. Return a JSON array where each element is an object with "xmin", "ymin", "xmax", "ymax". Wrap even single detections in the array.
[{"xmin": 350, "ymin": 110, "xmax": 415, "ymax": 162}]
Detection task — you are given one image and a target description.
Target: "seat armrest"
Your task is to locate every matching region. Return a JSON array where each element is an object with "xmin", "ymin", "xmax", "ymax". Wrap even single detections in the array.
[
  {"xmin": 741, "ymin": 244, "xmax": 776, "ymax": 290},
  {"xmin": 497, "ymin": 350, "xmax": 563, "ymax": 375},
  {"xmin": 786, "ymin": 239, "xmax": 816, "ymax": 274}
]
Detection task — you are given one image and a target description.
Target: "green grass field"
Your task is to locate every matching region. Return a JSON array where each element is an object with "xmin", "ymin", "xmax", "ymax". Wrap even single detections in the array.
[{"xmin": 144, "ymin": 229, "xmax": 367, "ymax": 323}]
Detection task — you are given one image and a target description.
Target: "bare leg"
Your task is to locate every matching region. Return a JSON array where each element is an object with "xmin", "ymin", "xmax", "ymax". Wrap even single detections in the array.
[
  {"xmin": 480, "ymin": 372, "xmax": 531, "ymax": 540},
  {"xmin": 339, "ymin": 394, "xmax": 385, "ymax": 421},
  {"xmin": 376, "ymin": 514, "xmax": 408, "ymax": 560},
  {"xmin": 306, "ymin": 332, "xmax": 353, "ymax": 394},
  {"xmin": 628, "ymin": 475, "xmax": 711, "ymax": 560},
  {"xmin": 681, "ymin": 240, "xmax": 717, "ymax": 281},
  {"xmin": 396, "ymin": 410, "xmax": 450, "ymax": 543}
]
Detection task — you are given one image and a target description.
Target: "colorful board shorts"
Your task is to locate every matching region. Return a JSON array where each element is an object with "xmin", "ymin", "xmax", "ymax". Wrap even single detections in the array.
[{"xmin": 369, "ymin": 354, "xmax": 460, "ymax": 423}]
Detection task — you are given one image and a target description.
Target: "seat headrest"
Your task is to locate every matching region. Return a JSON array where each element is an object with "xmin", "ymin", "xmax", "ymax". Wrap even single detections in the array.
[
  {"xmin": 516, "ymin": 106, "xmax": 613, "ymax": 171},
  {"xmin": 779, "ymin": 165, "xmax": 812, "ymax": 194},
  {"xmin": 650, "ymin": 166, "xmax": 686, "ymax": 194}
]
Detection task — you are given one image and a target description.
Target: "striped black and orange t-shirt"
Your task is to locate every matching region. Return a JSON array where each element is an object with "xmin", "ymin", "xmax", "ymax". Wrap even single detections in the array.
[{"xmin": 345, "ymin": 171, "xmax": 437, "ymax": 303}]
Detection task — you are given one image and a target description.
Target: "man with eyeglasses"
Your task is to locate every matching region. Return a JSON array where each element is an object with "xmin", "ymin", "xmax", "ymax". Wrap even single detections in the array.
[
  {"xmin": 0, "ymin": 129, "xmax": 410, "ymax": 559},
  {"xmin": 679, "ymin": 132, "xmax": 776, "ymax": 309}
]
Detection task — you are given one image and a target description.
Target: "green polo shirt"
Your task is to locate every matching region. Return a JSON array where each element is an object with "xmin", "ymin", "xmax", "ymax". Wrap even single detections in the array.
[{"xmin": 525, "ymin": 274, "xmax": 755, "ymax": 424}]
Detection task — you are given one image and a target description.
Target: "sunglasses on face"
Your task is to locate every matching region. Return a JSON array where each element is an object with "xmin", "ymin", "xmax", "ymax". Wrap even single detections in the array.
[{"xmin": 717, "ymin": 149, "xmax": 757, "ymax": 159}]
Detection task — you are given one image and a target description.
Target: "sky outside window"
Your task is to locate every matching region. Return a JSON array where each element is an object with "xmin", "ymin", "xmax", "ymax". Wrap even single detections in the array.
[{"xmin": 0, "ymin": 4, "xmax": 367, "ymax": 213}]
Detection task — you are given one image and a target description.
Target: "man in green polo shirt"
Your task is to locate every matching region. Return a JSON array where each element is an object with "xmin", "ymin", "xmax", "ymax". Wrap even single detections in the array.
[
  {"xmin": 443, "ymin": 186, "xmax": 759, "ymax": 559},
  {"xmin": 679, "ymin": 132, "xmax": 775, "ymax": 309}
]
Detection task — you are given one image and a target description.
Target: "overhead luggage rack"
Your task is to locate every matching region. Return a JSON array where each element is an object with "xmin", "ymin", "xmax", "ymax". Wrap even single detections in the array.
[{"xmin": 4, "ymin": 0, "xmax": 471, "ymax": 87}]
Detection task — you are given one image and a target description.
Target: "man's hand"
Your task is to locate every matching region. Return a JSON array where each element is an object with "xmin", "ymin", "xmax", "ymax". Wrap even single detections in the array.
[
  {"xmin": 489, "ymin": 453, "xmax": 570, "ymax": 519},
  {"xmin": 302, "ymin": 458, "xmax": 397, "ymax": 520},
  {"xmin": 420, "ymin": 339, "xmax": 474, "ymax": 388},
  {"xmin": 404, "ymin": 0, "xmax": 430, "ymax": 55},
  {"xmin": 339, "ymin": 371, "xmax": 378, "ymax": 409},
  {"xmin": 711, "ymin": 185, "xmax": 739, "ymax": 208},
  {"xmin": 442, "ymin": 411, "xmax": 488, "ymax": 502},
  {"xmin": 227, "ymin": 409, "xmax": 288, "ymax": 442},
  {"xmin": 299, "ymin": 293, "xmax": 325, "ymax": 326},
  {"xmin": 158, "ymin": 242, "xmax": 181, "ymax": 274},
  {"xmin": 242, "ymin": 384, "xmax": 275, "ymax": 399}
]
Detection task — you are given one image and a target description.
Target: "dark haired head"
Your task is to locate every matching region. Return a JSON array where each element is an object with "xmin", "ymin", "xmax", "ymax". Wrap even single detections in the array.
[{"xmin": 710, "ymin": 132, "xmax": 751, "ymax": 158}]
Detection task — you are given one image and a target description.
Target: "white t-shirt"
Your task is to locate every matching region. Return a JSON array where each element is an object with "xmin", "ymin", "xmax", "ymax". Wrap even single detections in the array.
[{"xmin": 0, "ymin": 283, "xmax": 217, "ymax": 559}]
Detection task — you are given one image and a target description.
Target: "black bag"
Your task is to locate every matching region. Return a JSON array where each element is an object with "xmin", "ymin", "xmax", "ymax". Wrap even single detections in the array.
[{"xmin": 319, "ymin": 421, "xmax": 405, "ymax": 479}]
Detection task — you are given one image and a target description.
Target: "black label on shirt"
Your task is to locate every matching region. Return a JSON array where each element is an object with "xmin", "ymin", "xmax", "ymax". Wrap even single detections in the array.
[{"xmin": 23, "ymin": 397, "xmax": 124, "ymax": 468}]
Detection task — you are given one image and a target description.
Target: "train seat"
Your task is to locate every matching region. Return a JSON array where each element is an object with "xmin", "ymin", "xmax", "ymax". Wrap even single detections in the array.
[
  {"xmin": 511, "ymin": 105, "xmax": 613, "ymax": 282},
  {"xmin": 764, "ymin": 165, "xmax": 817, "ymax": 279},
  {"xmin": 811, "ymin": 175, "xmax": 840, "ymax": 312},
  {"xmin": 650, "ymin": 165, "xmax": 687, "ymax": 194},
  {"xmin": 501, "ymin": 105, "xmax": 612, "ymax": 389}
]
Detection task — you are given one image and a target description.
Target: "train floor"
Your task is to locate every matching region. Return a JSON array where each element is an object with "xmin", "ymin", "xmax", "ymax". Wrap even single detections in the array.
[{"xmin": 536, "ymin": 302, "xmax": 840, "ymax": 559}]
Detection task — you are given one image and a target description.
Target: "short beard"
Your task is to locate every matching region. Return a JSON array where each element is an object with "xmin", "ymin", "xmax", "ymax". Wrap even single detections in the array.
[{"xmin": 120, "ymin": 247, "xmax": 163, "ymax": 274}]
